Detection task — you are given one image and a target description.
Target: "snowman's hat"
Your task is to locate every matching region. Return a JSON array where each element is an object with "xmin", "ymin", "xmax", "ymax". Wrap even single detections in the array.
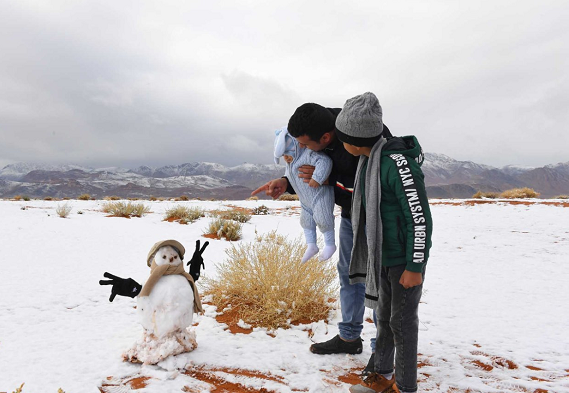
[{"xmin": 147, "ymin": 240, "xmax": 186, "ymax": 267}]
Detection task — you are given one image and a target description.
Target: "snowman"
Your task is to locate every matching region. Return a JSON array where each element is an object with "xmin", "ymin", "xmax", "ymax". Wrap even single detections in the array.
[{"xmin": 99, "ymin": 239, "xmax": 209, "ymax": 365}]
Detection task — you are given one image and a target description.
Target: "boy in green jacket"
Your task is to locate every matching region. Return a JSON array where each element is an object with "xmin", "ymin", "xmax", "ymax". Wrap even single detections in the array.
[{"xmin": 335, "ymin": 92, "xmax": 433, "ymax": 393}]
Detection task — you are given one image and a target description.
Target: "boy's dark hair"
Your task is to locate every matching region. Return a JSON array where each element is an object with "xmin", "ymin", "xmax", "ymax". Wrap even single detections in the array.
[{"xmin": 288, "ymin": 103, "xmax": 335, "ymax": 142}]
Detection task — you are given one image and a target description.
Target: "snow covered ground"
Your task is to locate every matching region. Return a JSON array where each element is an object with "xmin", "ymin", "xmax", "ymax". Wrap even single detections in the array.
[{"xmin": 0, "ymin": 199, "xmax": 568, "ymax": 393}]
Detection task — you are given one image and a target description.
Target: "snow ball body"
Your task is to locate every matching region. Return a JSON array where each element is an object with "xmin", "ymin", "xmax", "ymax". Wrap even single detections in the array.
[{"xmin": 137, "ymin": 246, "xmax": 195, "ymax": 337}]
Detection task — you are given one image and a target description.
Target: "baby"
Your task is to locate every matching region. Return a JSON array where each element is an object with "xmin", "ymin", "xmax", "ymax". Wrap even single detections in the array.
[{"xmin": 274, "ymin": 127, "xmax": 337, "ymax": 263}]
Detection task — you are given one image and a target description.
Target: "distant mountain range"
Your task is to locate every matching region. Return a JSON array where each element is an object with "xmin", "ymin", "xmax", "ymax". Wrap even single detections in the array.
[{"xmin": 1, "ymin": 153, "xmax": 568, "ymax": 199}]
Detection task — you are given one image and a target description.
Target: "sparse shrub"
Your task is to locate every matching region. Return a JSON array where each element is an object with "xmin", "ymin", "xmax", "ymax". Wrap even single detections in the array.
[
  {"xmin": 203, "ymin": 231, "xmax": 338, "ymax": 329},
  {"xmin": 62, "ymin": 197, "xmax": 70, "ymax": 200},
  {"xmin": 252, "ymin": 205, "xmax": 270, "ymax": 215},
  {"xmin": 552, "ymin": 195, "xmax": 569, "ymax": 199},
  {"xmin": 78, "ymin": 194, "xmax": 91, "ymax": 200},
  {"xmin": 246, "ymin": 196, "xmax": 259, "ymax": 201},
  {"xmin": 102, "ymin": 201, "xmax": 150, "ymax": 217},
  {"xmin": 205, "ymin": 218, "xmax": 242, "ymax": 241},
  {"xmin": 278, "ymin": 194, "xmax": 299, "ymax": 201},
  {"xmin": 210, "ymin": 208, "xmax": 251, "ymax": 223},
  {"xmin": 104, "ymin": 196, "xmax": 121, "ymax": 201},
  {"xmin": 499, "ymin": 187, "xmax": 540, "ymax": 199},
  {"xmin": 149, "ymin": 196, "xmax": 158, "ymax": 201},
  {"xmin": 56, "ymin": 203, "xmax": 72, "ymax": 218},
  {"xmin": 164, "ymin": 205, "xmax": 205, "ymax": 224},
  {"xmin": 177, "ymin": 195, "xmax": 189, "ymax": 201},
  {"xmin": 12, "ymin": 382, "xmax": 24, "ymax": 393},
  {"xmin": 23, "ymin": 196, "xmax": 30, "ymax": 201},
  {"xmin": 128, "ymin": 197, "xmax": 139, "ymax": 201},
  {"xmin": 472, "ymin": 191, "xmax": 500, "ymax": 199},
  {"xmin": 13, "ymin": 195, "xmax": 22, "ymax": 201},
  {"xmin": 44, "ymin": 196, "xmax": 54, "ymax": 201}
]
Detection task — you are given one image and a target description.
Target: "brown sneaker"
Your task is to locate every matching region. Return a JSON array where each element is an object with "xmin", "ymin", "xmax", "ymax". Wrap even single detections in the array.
[{"xmin": 349, "ymin": 372, "xmax": 396, "ymax": 393}]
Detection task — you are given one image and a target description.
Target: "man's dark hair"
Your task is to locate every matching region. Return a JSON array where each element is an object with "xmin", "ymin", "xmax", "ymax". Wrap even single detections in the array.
[{"xmin": 288, "ymin": 103, "xmax": 336, "ymax": 142}]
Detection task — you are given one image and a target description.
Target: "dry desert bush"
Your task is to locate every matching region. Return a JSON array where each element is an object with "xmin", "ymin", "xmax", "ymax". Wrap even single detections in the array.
[
  {"xmin": 56, "ymin": 203, "xmax": 72, "ymax": 218},
  {"xmin": 203, "ymin": 231, "xmax": 338, "ymax": 330},
  {"xmin": 472, "ymin": 191, "xmax": 500, "ymax": 199},
  {"xmin": 209, "ymin": 208, "xmax": 251, "ymax": 223},
  {"xmin": 204, "ymin": 218, "xmax": 242, "ymax": 241},
  {"xmin": 101, "ymin": 201, "xmax": 150, "ymax": 217},
  {"xmin": 77, "ymin": 193, "xmax": 91, "ymax": 200},
  {"xmin": 164, "ymin": 205, "xmax": 205, "ymax": 224},
  {"xmin": 252, "ymin": 205, "xmax": 270, "ymax": 215},
  {"xmin": 278, "ymin": 193, "xmax": 299, "ymax": 201},
  {"xmin": 553, "ymin": 194, "xmax": 569, "ymax": 199},
  {"xmin": 499, "ymin": 187, "xmax": 540, "ymax": 199},
  {"xmin": 103, "ymin": 196, "xmax": 121, "ymax": 201}
]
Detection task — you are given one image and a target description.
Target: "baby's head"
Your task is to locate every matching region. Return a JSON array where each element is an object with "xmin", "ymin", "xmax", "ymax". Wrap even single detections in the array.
[
  {"xmin": 274, "ymin": 127, "xmax": 298, "ymax": 164},
  {"xmin": 154, "ymin": 245, "xmax": 182, "ymax": 266}
]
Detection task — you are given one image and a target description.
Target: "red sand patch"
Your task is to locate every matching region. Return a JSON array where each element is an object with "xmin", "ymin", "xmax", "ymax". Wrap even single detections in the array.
[
  {"xmin": 526, "ymin": 365, "xmax": 544, "ymax": 371},
  {"xmin": 337, "ymin": 370, "xmax": 362, "ymax": 385},
  {"xmin": 183, "ymin": 367, "xmax": 283, "ymax": 393},
  {"xmin": 215, "ymin": 308, "xmax": 254, "ymax": 334},
  {"xmin": 100, "ymin": 376, "xmax": 152, "ymax": 392},
  {"xmin": 213, "ymin": 304, "xmax": 321, "ymax": 335},
  {"xmin": 203, "ymin": 233, "xmax": 221, "ymax": 240}
]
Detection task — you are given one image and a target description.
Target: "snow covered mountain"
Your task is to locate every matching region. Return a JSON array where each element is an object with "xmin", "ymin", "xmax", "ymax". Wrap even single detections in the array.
[
  {"xmin": 0, "ymin": 162, "xmax": 285, "ymax": 200},
  {"xmin": 1, "ymin": 155, "xmax": 568, "ymax": 199}
]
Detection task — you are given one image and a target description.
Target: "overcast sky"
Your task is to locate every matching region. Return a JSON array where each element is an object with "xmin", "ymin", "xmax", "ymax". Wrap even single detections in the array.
[{"xmin": 1, "ymin": 0, "xmax": 567, "ymax": 169}]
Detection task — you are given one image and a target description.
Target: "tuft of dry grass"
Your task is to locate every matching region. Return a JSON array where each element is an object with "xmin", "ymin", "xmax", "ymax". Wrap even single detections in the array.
[
  {"xmin": 164, "ymin": 205, "xmax": 205, "ymax": 224},
  {"xmin": 210, "ymin": 208, "xmax": 251, "ymax": 223},
  {"xmin": 204, "ymin": 218, "xmax": 242, "ymax": 241},
  {"xmin": 44, "ymin": 196, "xmax": 54, "ymax": 201},
  {"xmin": 175, "ymin": 195, "xmax": 190, "ymax": 201},
  {"xmin": 552, "ymin": 194, "xmax": 569, "ymax": 199},
  {"xmin": 77, "ymin": 193, "xmax": 91, "ymax": 200},
  {"xmin": 252, "ymin": 205, "xmax": 270, "ymax": 215},
  {"xmin": 499, "ymin": 187, "xmax": 540, "ymax": 199},
  {"xmin": 103, "ymin": 196, "xmax": 121, "ymax": 201},
  {"xmin": 246, "ymin": 196, "xmax": 259, "ymax": 201},
  {"xmin": 203, "ymin": 231, "xmax": 338, "ymax": 330},
  {"xmin": 278, "ymin": 194, "xmax": 299, "ymax": 201},
  {"xmin": 101, "ymin": 201, "xmax": 150, "ymax": 217},
  {"xmin": 149, "ymin": 196, "xmax": 158, "ymax": 201},
  {"xmin": 472, "ymin": 191, "xmax": 500, "ymax": 199},
  {"xmin": 56, "ymin": 203, "xmax": 72, "ymax": 218}
]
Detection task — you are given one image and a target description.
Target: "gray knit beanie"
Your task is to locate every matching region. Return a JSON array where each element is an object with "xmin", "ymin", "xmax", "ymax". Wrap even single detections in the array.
[{"xmin": 335, "ymin": 92, "xmax": 383, "ymax": 147}]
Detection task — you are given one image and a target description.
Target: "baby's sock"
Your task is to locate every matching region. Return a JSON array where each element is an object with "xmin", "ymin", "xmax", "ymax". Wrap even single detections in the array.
[
  {"xmin": 319, "ymin": 230, "xmax": 337, "ymax": 261},
  {"xmin": 301, "ymin": 243, "xmax": 319, "ymax": 264}
]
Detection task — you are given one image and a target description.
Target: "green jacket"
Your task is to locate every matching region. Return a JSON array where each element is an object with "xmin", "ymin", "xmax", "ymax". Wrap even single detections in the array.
[{"xmin": 362, "ymin": 135, "xmax": 433, "ymax": 272}]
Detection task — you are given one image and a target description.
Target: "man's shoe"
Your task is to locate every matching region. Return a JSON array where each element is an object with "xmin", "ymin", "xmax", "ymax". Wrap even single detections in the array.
[
  {"xmin": 349, "ymin": 372, "xmax": 396, "ymax": 393},
  {"xmin": 310, "ymin": 334, "xmax": 363, "ymax": 355},
  {"xmin": 362, "ymin": 352, "xmax": 375, "ymax": 376}
]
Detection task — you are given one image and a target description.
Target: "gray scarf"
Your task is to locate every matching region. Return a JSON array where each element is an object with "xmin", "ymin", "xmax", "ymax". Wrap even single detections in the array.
[{"xmin": 349, "ymin": 137, "xmax": 386, "ymax": 309}]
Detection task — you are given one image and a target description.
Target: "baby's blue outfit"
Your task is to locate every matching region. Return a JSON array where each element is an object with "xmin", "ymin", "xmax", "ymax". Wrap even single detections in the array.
[{"xmin": 274, "ymin": 127, "xmax": 336, "ymax": 261}]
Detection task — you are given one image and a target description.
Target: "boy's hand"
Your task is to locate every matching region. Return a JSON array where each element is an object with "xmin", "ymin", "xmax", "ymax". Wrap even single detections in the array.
[
  {"xmin": 309, "ymin": 179, "xmax": 320, "ymax": 188},
  {"xmin": 251, "ymin": 178, "xmax": 288, "ymax": 199},
  {"xmin": 299, "ymin": 165, "xmax": 328, "ymax": 185},
  {"xmin": 399, "ymin": 270, "xmax": 423, "ymax": 289}
]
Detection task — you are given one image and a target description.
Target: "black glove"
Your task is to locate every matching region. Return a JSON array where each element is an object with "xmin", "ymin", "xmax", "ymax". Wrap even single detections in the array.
[
  {"xmin": 99, "ymin": 272, "xmax": 142, "ymax": 302},
  {"xmin": 187, "ymin": 240, "xmax": 209, "ymax": 282}
]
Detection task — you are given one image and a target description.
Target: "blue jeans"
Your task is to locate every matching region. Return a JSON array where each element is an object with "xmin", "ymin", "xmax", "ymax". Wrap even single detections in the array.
[{"xmin": 337, "ymin": 217, "xmax": 375, "ymax": 349}]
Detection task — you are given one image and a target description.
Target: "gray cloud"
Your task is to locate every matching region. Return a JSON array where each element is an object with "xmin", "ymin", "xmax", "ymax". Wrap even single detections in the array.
[{"xmin": 0, "ymin": 0, "xmax": 567, "ymax": 170}]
